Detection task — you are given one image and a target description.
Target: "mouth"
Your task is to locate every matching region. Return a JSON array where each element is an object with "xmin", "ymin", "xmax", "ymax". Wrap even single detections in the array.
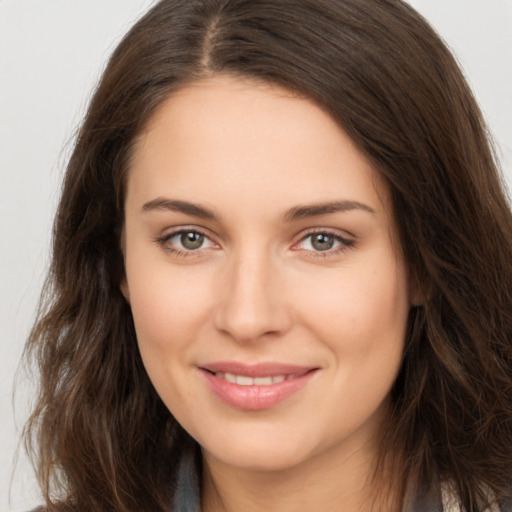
[
  {"xmin": 203, "ymin": 370, "xmax": 310, "ymax": 386},
  {"xmin": 198, "ymin": 362, "xmax": 319, "ymax": 410}
]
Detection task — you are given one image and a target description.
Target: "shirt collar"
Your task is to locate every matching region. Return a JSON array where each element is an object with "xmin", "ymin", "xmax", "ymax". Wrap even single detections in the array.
[{"xmin": 171, "ymin": 444, "xmax": 444, "ymax": 512}]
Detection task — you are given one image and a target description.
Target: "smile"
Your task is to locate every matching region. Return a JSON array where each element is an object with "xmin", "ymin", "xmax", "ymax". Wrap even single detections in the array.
[
  {"xmin": 212, "ymin": 372, "xmax": 307, "ymax": 386},
  {"xmin": 199, "ymin": 363, "xmax": 318, "ymax": 410}
]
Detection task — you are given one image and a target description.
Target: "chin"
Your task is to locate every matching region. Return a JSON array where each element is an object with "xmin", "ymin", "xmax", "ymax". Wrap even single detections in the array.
[
  {"xmin": 198, "ymin": 427, "xmax": 320, "ymax": 472},
  {"xmin": 207, "ymin": 447, "xmax": 310, "ymax": 472}
]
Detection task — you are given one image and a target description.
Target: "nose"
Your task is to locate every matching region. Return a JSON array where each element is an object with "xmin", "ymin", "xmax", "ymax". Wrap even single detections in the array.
[{"xmin": 213, "ymin": 251, "xmax": 292, "ymax": 344}]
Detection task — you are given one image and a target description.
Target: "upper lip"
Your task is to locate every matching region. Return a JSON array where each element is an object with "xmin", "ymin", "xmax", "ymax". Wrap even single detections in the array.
[{"xmin": 199, "ymin": 362, "xmax": 317, "ymax": 377}]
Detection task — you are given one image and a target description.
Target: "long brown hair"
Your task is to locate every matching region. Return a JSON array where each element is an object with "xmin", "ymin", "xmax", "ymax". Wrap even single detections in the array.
[{"xmin": 24, "ymin": 0, "xmax": 512, "ymax": 510}]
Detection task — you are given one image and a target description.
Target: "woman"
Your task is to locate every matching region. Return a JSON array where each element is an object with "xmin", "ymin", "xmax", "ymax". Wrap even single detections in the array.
[{"xmin": 23, "ymin": 0, "xmax": 512, "ymax": 511}]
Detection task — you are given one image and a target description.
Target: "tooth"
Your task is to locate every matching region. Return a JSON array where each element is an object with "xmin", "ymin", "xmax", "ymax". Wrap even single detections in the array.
[
  {"xmin": 236, "ymin": 375, "xmax": 254, "ymax": 386},
  {"xmin": 213, "ymin": 372, "xmax": 291, "ymax": 385},
  {"xmin": 224, "ymin": 372, "xmax": 236, "ymax": 383},
  {"xmin": 254, "ymin": 377, "xmax": 273, "ymax": 385}
]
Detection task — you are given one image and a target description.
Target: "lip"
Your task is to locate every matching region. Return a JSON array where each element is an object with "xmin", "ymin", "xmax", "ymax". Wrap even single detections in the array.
[
  {"xmin": 199, "ymin": 362, "xmax": 319, "ymax": 410},
  {"xmin": 201, "ymin": 361, "xmax": 315, "ymax": 377}
]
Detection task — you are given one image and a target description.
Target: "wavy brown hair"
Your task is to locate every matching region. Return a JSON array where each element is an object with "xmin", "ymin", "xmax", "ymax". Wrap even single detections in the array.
[{"xmin": 23, "ymin": 0, "xmax": 512, "ymax": 510}]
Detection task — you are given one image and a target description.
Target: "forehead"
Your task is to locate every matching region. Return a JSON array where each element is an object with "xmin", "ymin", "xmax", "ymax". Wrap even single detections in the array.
[{"xmin": 127, "ymin": 75, "xmax": 391, "ymax": 221}]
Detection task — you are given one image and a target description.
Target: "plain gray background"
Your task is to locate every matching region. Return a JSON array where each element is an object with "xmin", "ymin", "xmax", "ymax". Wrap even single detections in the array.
[{"xmin": 1, "ymin": 1, "xmax": 511, "ymax": 511}]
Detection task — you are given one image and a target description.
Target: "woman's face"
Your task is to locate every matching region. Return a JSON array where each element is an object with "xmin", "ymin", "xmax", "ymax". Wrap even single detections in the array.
[{"xmin": 122, "ymin": 75, "xmax": 415, "ymax": 472}]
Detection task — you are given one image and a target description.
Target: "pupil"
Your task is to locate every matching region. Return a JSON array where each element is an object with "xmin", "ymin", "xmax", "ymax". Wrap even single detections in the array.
[
  {"xmin": 312, "ymin": 233, "xmax": 334, "ymax": 251},
  {"xmin": 181, "ymin": 232, "xmax": 204, "ymax": 250}
]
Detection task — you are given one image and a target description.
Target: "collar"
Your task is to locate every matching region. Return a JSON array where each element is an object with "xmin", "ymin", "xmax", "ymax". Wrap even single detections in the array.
[
  {"xmin": 172, "ymin": 446, "xmax": 201, "ymax": 512},
  {"xmin": 171, "ymin": 447, "xmax": 445, "ymax": 512}
]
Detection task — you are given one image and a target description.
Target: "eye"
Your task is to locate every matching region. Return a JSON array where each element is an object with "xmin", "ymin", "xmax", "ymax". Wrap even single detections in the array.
[
  {"xmin": 295, "ymin": 231, "xmax": 354, "ymax": 254},
  {"xmin": 157, "ymin": 229, "xmax": 216, "ymax": 254},
  {"xmin": 176, "ymin": 231, "xmax": 207, "ymax": 250}
]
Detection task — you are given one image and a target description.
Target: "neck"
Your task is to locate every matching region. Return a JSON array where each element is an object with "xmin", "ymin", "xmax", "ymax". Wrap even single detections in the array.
[{"xmin": 201, "ymin": 438, "xmax": 401, "ymax": 512}]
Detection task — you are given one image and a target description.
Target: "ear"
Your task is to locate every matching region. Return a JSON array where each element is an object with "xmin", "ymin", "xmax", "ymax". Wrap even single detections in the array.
[
  {"xmin": 408, "ymin": 271, "xmax": 424, "ymax": 307},
  {"xmin": 118, "ymin": 227, "xmax": 130, "ymax": 303},
  {"xmin": 120, "ymin": 276, "xmax": 130, "ymax": 303}
]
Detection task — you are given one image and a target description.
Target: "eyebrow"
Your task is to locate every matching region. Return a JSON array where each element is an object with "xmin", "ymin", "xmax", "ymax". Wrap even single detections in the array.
[
  {"xmin": 284, "ymin": 200, "xmax": 376, "ymax": 221},
  {"xmin": 142, "ymin": 198, "xmax": 216, "ymax": 219},
  {"xmin": 141, "ymin": 198, "xmax": 376, "ymax": 221}
]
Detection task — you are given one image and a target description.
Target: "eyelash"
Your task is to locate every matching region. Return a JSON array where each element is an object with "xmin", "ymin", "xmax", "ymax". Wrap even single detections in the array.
[
  {"xmin": 293, "ymin": 229, "xmax": 355, "ymax": 258},
  {"xmin": 155, "ymin": 228, "xmax": 215, "ymax": 258},
  {"xmin": 155, "ymin": 228, "xmax": 355, "ymax": 258}
]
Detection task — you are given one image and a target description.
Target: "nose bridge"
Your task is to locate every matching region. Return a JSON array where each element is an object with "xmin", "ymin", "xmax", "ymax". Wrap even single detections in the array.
[{"xmin": 214, "ymin": 245, "xmax": 289, "ymax": 342}]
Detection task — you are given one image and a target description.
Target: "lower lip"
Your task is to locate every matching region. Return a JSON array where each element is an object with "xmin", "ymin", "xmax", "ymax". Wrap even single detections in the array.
[{"xmin": 200, "ymin": 369, "xmax": 317, "ymax": 410}]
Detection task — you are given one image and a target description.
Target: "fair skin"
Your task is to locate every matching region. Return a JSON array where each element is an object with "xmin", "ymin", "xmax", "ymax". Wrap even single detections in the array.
[{"xmin": 121, "ymin": 75, "xmax": 416, "ymax": 512}]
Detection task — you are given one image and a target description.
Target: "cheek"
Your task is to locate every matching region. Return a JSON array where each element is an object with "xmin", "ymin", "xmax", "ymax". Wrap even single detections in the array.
[
  {"xmin": 125, "ymin": 259, "xmax": 217, "ymax": 415},
  {"xmin": 125, "ymin": 251, "xmax": 215, "ymax": 364},
  {"xmin": 303, "ymin": 262, "xmax": 409, "ymax": 423},
  {"xmin": 293, "ymin": 258, "xmax": 410, "ymax": 361}
]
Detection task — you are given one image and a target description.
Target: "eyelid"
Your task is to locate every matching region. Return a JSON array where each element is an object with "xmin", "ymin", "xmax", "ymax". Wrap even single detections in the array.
[
  {"xmin": 155, "ymin": 225, "xmax": 220, "ymax": 255},
  {"xmin": 291, "ymin": 228, "xmax": 355, "ymax": 254},
  {"xmin": 154, "ymin": 225, "xmax": 354, "ymax": 258}
]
